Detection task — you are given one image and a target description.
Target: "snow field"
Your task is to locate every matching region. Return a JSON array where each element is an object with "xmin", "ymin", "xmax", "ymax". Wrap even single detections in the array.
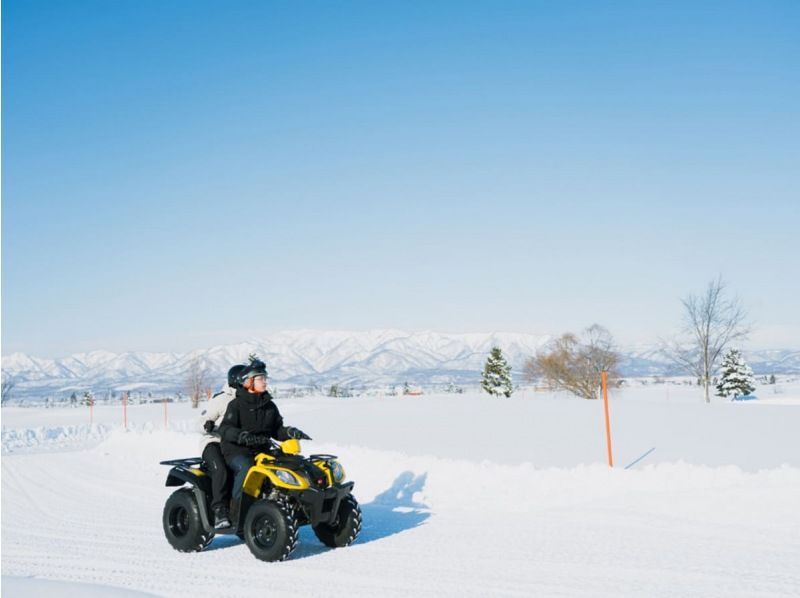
[{"xmin": 2, "ymin": 389, "xmax": 800, "ymax": 596}]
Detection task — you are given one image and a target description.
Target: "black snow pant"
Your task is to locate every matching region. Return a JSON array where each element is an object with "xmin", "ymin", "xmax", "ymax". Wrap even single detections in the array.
[{"xmin": 202, "ymin": 442, "xmax": 229, "ymax": 512}]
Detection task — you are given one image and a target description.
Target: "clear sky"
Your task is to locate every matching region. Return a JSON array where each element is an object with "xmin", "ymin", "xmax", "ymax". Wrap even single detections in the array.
[{"xmin": 3, "ymin": 0, "xmax": 799, "ymax": 357}]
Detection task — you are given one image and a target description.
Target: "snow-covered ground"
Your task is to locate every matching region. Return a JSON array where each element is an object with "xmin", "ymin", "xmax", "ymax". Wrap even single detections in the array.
[{"xmin": 3, "ymin": 384, "xmax": 800, "ymax": 597}]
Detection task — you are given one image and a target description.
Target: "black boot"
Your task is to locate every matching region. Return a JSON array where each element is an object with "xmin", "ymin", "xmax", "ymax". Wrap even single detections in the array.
[
  {"xmin": 229, "ymin": 498, "xmax": 241, "ymax": 531},
  {"xmin": 213, "ymin": 505, "xmax": 231, "ymax": 530}
]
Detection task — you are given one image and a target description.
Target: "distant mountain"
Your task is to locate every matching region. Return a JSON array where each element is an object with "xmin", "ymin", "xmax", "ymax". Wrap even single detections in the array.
[
  {"xmin": 2, "ymin": 330, "xmax": 798, "ymax": 399},
  {"xmin": 620, "ymin": 345, "xmax": 800, "ymax": 378}
]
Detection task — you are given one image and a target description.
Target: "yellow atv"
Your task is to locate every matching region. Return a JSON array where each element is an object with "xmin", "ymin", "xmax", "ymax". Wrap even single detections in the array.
[{"xmin": 160, "ymin": 438, "xmax": 361, "ymax": 561}]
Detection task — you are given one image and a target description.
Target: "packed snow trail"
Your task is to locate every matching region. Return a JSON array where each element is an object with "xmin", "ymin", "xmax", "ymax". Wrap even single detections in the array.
[{"xmin": 3, "ymin": 427, "xmax": 800, "ymax": 597}]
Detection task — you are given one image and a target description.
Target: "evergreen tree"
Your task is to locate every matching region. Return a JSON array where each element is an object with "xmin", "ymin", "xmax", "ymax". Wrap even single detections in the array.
[
  {"xmin": 481, "ymin": 347, "xmax": 513, "ymax": 397},
  {"xmin": 715, "ymin": 349, "xmax": 756, "ymax": 399}
]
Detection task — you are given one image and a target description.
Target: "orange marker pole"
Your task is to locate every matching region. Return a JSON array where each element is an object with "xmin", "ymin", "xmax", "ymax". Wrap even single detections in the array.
[{"xmin": 602, "ymin": 371, "xmax": 613, "ymax": 467}]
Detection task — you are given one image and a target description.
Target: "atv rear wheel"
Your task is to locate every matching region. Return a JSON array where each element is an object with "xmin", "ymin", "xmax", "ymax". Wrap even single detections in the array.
[
  {"xmin": 313, "ymin": 495, "xmax": 362, "ymax": 548},
  {"xmin": 163, "ymin": 488, "xmax": 213, "ymax": 552},
  {"xmin": 243, "ymin": 501, "xmax": 298, "ymax": 562}
]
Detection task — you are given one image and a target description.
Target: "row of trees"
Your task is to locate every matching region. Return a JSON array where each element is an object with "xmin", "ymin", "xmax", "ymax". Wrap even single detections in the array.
[{"xmin": 480, "ymin": 276, "xmax": 757, "ymax": 402}]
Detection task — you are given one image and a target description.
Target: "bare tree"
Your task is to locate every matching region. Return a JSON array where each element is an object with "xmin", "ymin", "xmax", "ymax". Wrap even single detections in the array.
[
  {"xmin": 525, "ymin": 324, "xmax": 621, "ymax": 400},
  {"xmin": 1, "ymin": 375, "xmax": 16, "ymax": 404},
  {"xmin": 663, "ymin": 276, "xmax": 749, "ymax": 403},
  {"xmin": 522, "ymin": 359, "xmax": 541, "ymax": 386},
  {"xmin": 186, "ymin": 357, "xmax": 210, "ymax": 408}
]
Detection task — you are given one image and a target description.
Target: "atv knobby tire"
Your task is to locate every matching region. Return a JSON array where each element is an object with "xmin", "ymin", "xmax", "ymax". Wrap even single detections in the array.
[
  {"xmin": 313, "ymin": 495, "xmax": 362, "ymax": 548},
  {"xmin": 243, "ymin": 501, "xmax": 299, "ymax": 562},
  {"xmin": 163, "ymin": 488, "xmax": 213, "ymax": 552}
]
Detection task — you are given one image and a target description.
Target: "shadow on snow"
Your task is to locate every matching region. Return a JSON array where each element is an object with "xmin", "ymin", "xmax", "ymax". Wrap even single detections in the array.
[{"xmin": 291, "ymin": 470, "xmax": 430, "ymax": 560}]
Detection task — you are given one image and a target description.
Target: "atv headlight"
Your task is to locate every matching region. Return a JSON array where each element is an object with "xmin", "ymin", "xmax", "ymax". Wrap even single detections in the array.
[
  {"xmin": 329, "ymin": 460, "xmax": 345, "ymax": 483},
  {"xmin": 274, "ymin": 469, "xmax": 304, "ymax": 487}
]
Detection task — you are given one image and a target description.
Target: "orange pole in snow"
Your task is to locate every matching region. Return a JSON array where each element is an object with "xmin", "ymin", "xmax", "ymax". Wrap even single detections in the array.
[{"xmin": 602, "ymin": 371, "xmax": 613, "ymax": 467}]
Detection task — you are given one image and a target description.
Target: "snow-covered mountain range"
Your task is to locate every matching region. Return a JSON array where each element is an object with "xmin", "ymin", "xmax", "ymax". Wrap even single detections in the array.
[{"xmin": 2, "ymin": 329, "xmax": 798, "ymax": 399}]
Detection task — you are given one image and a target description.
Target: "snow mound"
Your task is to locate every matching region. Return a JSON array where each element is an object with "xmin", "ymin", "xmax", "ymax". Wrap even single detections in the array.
[{"xmin": 1, "ymin": 420, "xmax": 198, "ymax": 455}]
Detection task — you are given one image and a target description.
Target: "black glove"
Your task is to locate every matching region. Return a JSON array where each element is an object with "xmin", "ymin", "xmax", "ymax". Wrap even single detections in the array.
[
  {"xmin": 203, "ymin": 420, "xmax": 215, "ymax": 434},
  {"xmin": 237, "ymin": 431, "xmax": 271, "ymax": 448},
  {"xmin": 237, "ymin": 431, "xmax": 254, "ymax": 446},
  {"xmin": 252, "ymin": 434, "xmax": 271, "ymax": 448},
  {"xmin": 285, "ymin": 426, "xmax": 312, "ymax": 440}
]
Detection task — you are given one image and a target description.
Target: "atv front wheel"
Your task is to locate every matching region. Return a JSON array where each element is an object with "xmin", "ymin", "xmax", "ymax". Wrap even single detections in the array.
[
  {"xmin": 243, "ymin": 501, "xmax": 299, "ymax": 562},
  {"xmin": 313, "ymin": 495, "xmax": 362, "ymax": 548},
  {"xmin": 163, "ymin": 488, "xmax": 213, "ymax": 552}
]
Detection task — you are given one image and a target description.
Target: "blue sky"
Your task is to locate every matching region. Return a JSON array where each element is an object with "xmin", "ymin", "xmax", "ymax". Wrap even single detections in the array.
[{"xmin": 3, "ymin": 0, "xmax": 799, "ymax": 357}]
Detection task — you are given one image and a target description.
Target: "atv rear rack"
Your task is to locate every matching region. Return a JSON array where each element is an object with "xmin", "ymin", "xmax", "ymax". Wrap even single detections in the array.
[{"xmin": 160, "ymin": 457, "xmax": 204, "ymax": 467}]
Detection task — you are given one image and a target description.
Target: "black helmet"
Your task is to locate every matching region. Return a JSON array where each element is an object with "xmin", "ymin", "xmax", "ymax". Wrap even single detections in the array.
[
  {"xmin": 238, "ymin": 359, "xmax": 268, "ymax": 385},
  {"xmin": 227, "ymin": 364, "xmax": 247, "ymax": 389}
]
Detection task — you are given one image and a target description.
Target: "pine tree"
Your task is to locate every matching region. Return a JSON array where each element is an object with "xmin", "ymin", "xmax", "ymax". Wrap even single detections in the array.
[
  {"xmin": 481, "ymin": 347, "xmax": 513, "ymax": 397},
  {"xmin": 715, "ymin": 348, "xmax": 756, "ymax": 399}
]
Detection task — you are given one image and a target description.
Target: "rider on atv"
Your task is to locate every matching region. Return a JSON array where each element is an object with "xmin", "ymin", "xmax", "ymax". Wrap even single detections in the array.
[{"xmin": 218, "ymin": 359, "xmax": 311, "ymax": 527}]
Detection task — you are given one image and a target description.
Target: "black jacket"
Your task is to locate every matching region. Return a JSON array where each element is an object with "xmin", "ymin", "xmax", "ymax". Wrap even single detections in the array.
[{"xmin": 219, "ymin": 388, "xmax": 290, "ymax": 459}]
